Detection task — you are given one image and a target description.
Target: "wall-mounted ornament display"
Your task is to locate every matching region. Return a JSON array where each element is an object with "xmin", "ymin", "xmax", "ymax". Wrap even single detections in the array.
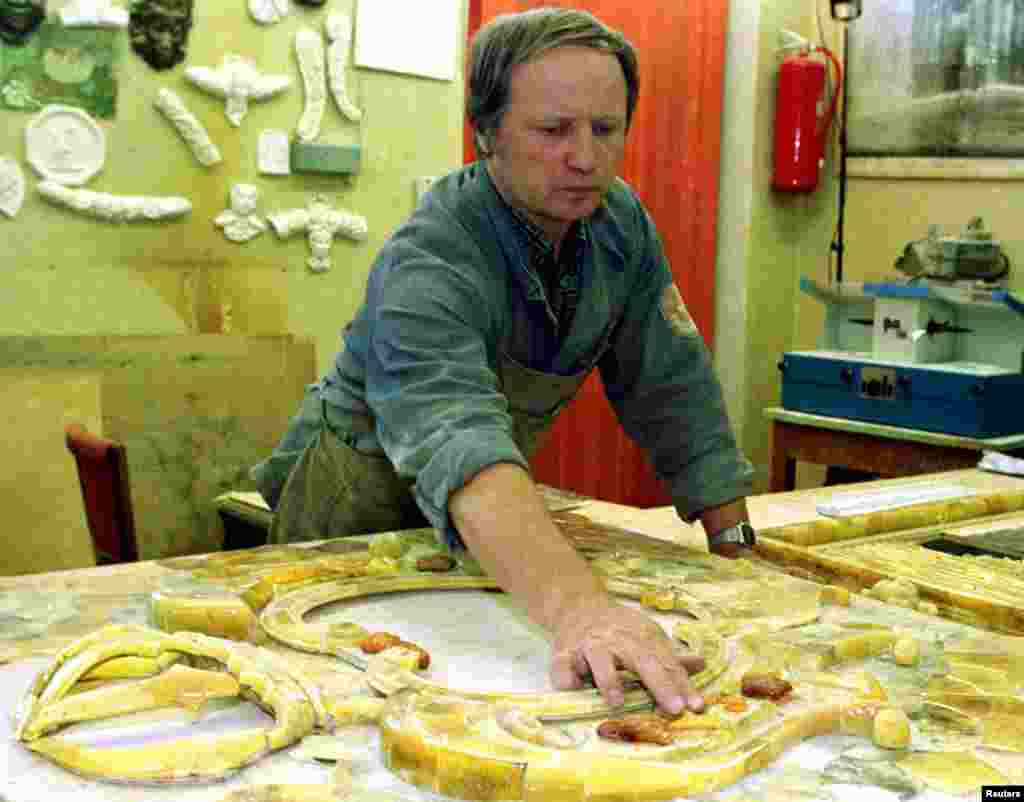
[
  {"xmin": 257, "ymin": 129, "xmax": 290, "ymax": 175},
  {"xmin": 60, "ymin": 0, "xmax": 129, "ymax": 28},
  {"xmin": 294, "ymin": 27, "xmax": 325, "ymax": 143},
  {"xmin": 214, "ymin": 183, "xmax": 267, "ymax": 243},
  {"xmin": 184, "ymin": 54, "xmax": 290, "ymax": 127},
  {"xmin": 0, "ymin": 0, "xmax": 45, "ymax": 46},
  {"xmin": 154, "ymin": 88, "xmax": 222, "ymax": 167},
  {"xmin": 268, "ymin": 194, "xmax": 367, "ymax": 273},
  {"xmin": 38, "ymin": 180, "xmax": 191, "ymax": 222},
  {"xmin": 325, "ymin": 11, "xmax": 360, "ymax": 123},
  {"xmin": 1, "ymin": 21, "xmax": 120, "ymax": 118},
  {"xmin": 248, "ymin": 0, "xmax": 288, "ymax": 26},
  {"xmin": 0, "ymin": 156, "xmax": 26, "ymax": 218},
  {"xmin": 25, "ymin": 104, "xmax": 106, "ymax": 186},
  {"xmin": 129, "ymin": 0, "xmax": 193, "ymax": 71}
]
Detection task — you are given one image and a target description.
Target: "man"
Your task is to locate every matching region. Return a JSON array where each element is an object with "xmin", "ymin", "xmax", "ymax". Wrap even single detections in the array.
[{"xmin": 253, "ymin": 8, "xmax": 755, "ymax": 716}]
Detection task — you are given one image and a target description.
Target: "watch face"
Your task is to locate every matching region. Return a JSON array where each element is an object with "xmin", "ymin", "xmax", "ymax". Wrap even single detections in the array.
[{"xmin": 711, "ymin": 523, "xmax": 755, "ymax": 547}]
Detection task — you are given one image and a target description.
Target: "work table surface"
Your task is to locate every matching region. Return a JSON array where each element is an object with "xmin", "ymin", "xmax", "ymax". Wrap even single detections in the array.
[{"xmin": 3, "ymin": 469, "xmax": 1024, "ymax": 801}]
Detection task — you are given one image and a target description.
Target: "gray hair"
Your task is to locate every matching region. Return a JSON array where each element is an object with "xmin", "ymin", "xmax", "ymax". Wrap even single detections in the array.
[{"xmin": 466, "ymin": 7, "xmax": 639, "ymax": 158}]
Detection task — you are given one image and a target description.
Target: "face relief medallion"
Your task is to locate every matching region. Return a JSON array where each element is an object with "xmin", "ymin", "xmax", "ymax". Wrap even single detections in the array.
[{"xmin": 25, "ymin": 105, "xmax": 106, "ymax": 186}]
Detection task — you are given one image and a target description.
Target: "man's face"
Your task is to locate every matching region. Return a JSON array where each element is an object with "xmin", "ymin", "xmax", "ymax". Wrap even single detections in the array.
[{"xmin": 486, "ymin": 45, "xmax": 628, "ymax": 246}]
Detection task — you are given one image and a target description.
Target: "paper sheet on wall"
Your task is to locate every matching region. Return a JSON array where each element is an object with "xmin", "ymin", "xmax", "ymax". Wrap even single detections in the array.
[{"xmin": 354, "ymin": 0, "xmax": 460, "ymax": 81}]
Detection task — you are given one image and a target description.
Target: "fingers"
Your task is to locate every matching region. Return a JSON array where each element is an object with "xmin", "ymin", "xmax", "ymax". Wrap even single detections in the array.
[
  {"xmin": 628, "ymin": 648, "xmax": 694, "ymax": 716},
  {"xmin": 549, "ymin": 648, "xmax": 586, "ymax": 691},
  {"xmin": 582, "ymin": 648, "xmax": 624, "ymax": 709}
]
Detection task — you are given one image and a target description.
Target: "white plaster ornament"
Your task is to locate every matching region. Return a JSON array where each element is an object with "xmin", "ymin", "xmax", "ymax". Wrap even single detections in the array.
[
  {"xmin": 325, "ymin": 11, "xmax": 361, "ymax": 122},
  {"xmin": 60, "ymin": 0, "xmax": 129, "ymax": 28},
  {"xmin": 184, "ymin": 54, "xmax": 291, "ymax": 127},
  {"xmin": 214, "ymin": 183, "xmax": 267, "ymax": 243},
  {"xmin": 249, "ymin": 0, "xmax": 289, "ymax": 26},
  {"xmin": 257, "ymin": 129, "xmax": 290, "ymax": 175},
  {"xmin": 268, "ymin": 194, "xmax": 368, "ymax": 273},
  {"xmin": 295, "ymin": 27, "xmax": 326, "ymax": 143},
  {"xmin": 154, "ymin": 88, "xmax": 222, "ymax": 167},
  {"xmin": 25, "ymin": 105, "xmax": 106, "ymax": 186},
  {"xmin": 38, "ymin": 181, "xmax": 191, "ymax": 222},
  {"xmin": 0, "ymin": 156, "xmax": 26, "ymax": 218}
]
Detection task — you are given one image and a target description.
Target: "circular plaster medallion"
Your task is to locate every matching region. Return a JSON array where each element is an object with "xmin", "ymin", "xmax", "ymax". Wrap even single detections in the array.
[{"xmin": 24, "ymin": 105, "xmax": 106, "ymax": 186}]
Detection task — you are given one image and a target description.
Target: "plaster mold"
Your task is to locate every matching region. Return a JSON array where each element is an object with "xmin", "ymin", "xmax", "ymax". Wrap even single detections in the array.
[
  {"xmin": 214, "ymin": 183, "xmax": 267, "ymax": 243},
  {"xmin": 248, "ymin": 0, "xmax": 288, "ymax": 25},
  {"xmin": 38, "ymin": 181, "xmax": 191, "ymax": 222},
  {"xmin": 325, "ymin": 11, "xmax": 361, "ymax": 123},
  {"xmin": 0, "ymin": 155, "xmax": 26, "ymax": 218},
  {"xmin": 154, "ymin": 88, "xmax": 222, "ymax": 167},
  {"xmin": 268, "ymin": 194, "xmax": 368, "ymax": 273},
  {"xmin": 24, "ymin": 105, "xmax": 105, "ymax": 186},
  {"xmin": 257, "ymin": 129, "xmax": 290, "ymax": 175},
  {"xmin": 184, "ymin": 54, "xmax": 290, "ymax": 127},
  {"xmin": 59, "ymin": 0, "xmax": 129, "ymax": 28},
  {"xmin": 294, "ymin": 27, "xmax": 325, "ymax": 143}
]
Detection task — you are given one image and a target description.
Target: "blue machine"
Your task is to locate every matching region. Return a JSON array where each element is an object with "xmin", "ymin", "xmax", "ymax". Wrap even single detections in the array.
[
  {"xmin": 780, "ymin": 278, "xmax": 1024, "ymax": 439},
  {"xmin": 780, "ymin": 349, "xmax": 1024, "ymax": 438}
]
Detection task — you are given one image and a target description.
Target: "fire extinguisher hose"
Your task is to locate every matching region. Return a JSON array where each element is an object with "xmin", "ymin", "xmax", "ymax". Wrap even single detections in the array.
[{"xmin": 813, "ymin": 46, "xmax": 843, "ymax": 140}]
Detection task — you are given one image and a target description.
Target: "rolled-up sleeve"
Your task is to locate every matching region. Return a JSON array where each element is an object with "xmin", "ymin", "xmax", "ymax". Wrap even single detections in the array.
[
  {"xmin": 598, "ymin": 205, "xmax": 755, "ymax": 522},
  {"xmin": 363, "ymin": 228, "xmax": 528, "ymax": 547}
]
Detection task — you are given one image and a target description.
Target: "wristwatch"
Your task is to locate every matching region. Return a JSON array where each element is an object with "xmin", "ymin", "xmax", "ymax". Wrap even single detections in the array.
[{"xmin": 707, "ymin": 521, "xmax": 756, "ymax": 551}]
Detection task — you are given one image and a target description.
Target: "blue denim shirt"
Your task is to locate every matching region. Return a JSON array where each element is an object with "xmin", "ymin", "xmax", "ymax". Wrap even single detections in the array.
[{"xmin": 270, "ymin": 162, "xmax": 754, "ymax": 544}]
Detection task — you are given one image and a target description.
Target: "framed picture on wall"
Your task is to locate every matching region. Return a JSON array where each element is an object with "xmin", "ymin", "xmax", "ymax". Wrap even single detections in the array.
[{"xmin": 845, "ymin": 0, "xmax": 1024, "ymax": 178}]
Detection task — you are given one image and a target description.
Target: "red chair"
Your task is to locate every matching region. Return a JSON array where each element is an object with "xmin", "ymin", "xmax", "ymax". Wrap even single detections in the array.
[{"xmin": 64, "ymin": 422, "xmax": 139, "ymax": 564}]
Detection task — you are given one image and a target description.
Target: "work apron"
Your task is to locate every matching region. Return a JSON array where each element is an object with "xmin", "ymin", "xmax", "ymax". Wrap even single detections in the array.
[{"xmin": 268, "ymin": 351, "xmax": 595, "ymax": 545}]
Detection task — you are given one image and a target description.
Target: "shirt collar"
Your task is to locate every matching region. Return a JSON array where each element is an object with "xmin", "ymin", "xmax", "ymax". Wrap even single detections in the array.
[{"xmin": 480, "ymin": 165, "xmax": 588, "ymax": 265}]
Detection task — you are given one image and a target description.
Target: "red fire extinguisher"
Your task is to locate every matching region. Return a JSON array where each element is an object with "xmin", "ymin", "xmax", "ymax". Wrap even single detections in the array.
[{"xmin": 772, "ymin": 46, "xmax": 841, "ymax": 193}]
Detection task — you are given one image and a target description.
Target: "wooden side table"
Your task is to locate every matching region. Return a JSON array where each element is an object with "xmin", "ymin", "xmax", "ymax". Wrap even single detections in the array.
[{"xmin": 764, "ymin": 407, "xmax": 1024, "ymax": 492}]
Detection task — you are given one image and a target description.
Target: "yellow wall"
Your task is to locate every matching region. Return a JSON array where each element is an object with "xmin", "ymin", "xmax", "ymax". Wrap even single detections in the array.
[
  {"xmin": 1, "ymin": 1, "xmax": 467, "ymax": 376},
  {"xmin": 717, "ymin": 0, "xmax": 840, "ymax": 492}
]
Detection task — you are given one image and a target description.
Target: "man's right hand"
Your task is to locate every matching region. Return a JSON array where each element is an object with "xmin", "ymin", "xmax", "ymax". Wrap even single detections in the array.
[{"xmin": 548, "ymin": 596, "xmax": 706, "ymax": 716}]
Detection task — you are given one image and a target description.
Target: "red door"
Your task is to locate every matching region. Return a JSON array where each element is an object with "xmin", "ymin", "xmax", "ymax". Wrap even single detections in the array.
[{"xmin": 466, "ymin": 0, "xmax": 728, "ymax": 507}]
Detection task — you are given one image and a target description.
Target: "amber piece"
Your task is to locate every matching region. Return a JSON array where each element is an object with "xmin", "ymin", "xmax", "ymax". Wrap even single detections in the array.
[
  {"xmin": 597, "ymin": 713, "xmax": 675, "ymax": 745},
  {"xmin": 741, "ymin": 672, "xmax": 793, "ymax": 700},
  {"xmin": 359, "ymin": 632, "xmax": 403, "ymax": 654},
  {"xmin": 416, "ymin": 554, "xmax": 456, "ymax": 573}
]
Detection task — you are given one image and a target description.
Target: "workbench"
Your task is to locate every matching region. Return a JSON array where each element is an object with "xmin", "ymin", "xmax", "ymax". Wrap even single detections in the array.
[
  {"xmin": 765, "ymin": 406, "xmax": 1024, "ymax": 492},
  {"xmin": 3, "ymin": 471, "xmax": 1024, "ymax": 801}
]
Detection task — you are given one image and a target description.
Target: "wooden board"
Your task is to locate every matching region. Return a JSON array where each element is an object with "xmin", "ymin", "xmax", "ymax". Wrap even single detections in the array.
[
  {"xmin": 0, "ymin": 369, "xmax": 100, "ymax": 575},
  {"xmin": 0, "ymin": 336, "xmax": 316, "ymax": 560}
]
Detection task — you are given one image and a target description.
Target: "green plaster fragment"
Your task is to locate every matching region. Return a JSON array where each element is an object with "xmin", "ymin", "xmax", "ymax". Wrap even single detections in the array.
[{"xmin": 290, "ymin": 141, "xmax": 361, "ymax": 175}]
